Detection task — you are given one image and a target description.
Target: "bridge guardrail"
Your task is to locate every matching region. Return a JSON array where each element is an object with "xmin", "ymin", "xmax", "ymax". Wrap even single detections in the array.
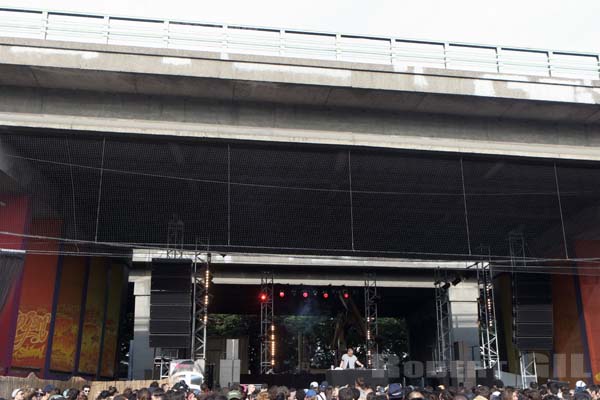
[{"xmin": 0, "ymin": 7, "xmax": 599, "ymax": 81}]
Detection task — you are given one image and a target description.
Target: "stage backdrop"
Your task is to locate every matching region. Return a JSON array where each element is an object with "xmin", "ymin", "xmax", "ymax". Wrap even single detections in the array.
[
  {"xmin": 11, "ymin": 220, "xmax": 61, "ymax": 370},
  {"xmin": 49, "ymin": 256, "xmax": 88, "ymax": 373},
  {"xmin": 78, "ymin": 258, "xmax": 108, "ymax": 376},
  {"xmin": 574, "ymin": 241, "xmax": 600, "ymax": 384},
  {"xmin": 0, "ymin": 195, "xmax": 29, "ymax": 374},
  {"xmin": 100, "ymin": 263, "xmax": 126, "ymax": 377}
]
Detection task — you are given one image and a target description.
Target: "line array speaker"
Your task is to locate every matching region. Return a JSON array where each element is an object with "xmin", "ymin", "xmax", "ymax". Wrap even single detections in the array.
[
  {"xmin": 149, "ymin": 258, "xmax": 193, "ymax": 349},
  {"xmin": 512, "ymin": 274, "xmax": 553, "ymax": 351}
]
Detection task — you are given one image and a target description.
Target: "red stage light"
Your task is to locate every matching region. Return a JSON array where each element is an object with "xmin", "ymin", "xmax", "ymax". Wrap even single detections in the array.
[
  {"xmin": 343, "ymin": 292, "xmax": 349, "ymax": 299},
  {"xmin": 323, "ymin": 292, "xmax": 329, "ymax": 299},
  {"xmin": 279, "ymin": 291, "xmax": 285, "ymax": 298},
  {"xmin": 259, "ymin": 293, "xmax": 267, "ymax": 301},
  {"xmin": 302, "ymin": 291, "xmax": 309, "ymax": 298}
]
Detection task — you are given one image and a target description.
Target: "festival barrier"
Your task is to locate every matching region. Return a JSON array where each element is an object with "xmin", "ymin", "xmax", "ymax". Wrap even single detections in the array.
[{"xmin": 0, "ymin": 373, "xmax": 166, "ymax": 400}]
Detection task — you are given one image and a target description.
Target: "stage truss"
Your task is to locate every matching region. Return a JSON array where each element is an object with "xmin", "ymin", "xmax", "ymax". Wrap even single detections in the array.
[
  {"xmin": 364, "ymin": 273, "xmax": 379, "ymax": 368},
  {"xmin": 191, "ymin": 249, "xmax": 210, "ymax": 361},
  {"xmin": 434, "ymin": 268, "xmax": 453, "ymax": 373},
  {"xmin": 509, "ymin": 233, "xmax": 539, "ymax": 387},
  {"xmin": 475, "ymin": 248, "xmax": 500, "ymax": 377},
  {"xmin": 260, "ymin": 271, "xmax": 275, "ymax": 373},
  {"xmin": 166, "ymin": 214, "xmax": 184, "ymax": 259}
]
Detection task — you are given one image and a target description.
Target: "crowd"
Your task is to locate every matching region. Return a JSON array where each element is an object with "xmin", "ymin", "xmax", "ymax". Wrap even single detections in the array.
[{"xmin": 4, "ymin": 378, "xmax": 600, "ymax": 400}]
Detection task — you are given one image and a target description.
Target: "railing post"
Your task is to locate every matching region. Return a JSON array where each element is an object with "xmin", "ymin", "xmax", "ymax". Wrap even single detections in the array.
[
  {"xmin": 163, "ymin": 20, "xmax": 170, "ymax": 48},
  {"xmin": 222, "ymin": 24, "xmax": 228, "ymax": 54},
  {"xmin": 103, "ymin": 16, "xmax": 110, "ymax": 44},
  {"xmin": 547, "ymin": 51, "xmax": 553, "ymax": 77},
  {"xmin": 496, "ymin": 47, "xmax": 502, "ymax": 73},
  {"xmin": 597, "ymin": 55, "xmax": 600, "ymax": 80},
  {"xmin": 443, "ymin": 42, "xmax": 449, "ymax": 69},
  {"xmin": 279, "ymin": 29, "xmax": 285, "ymax": 57},
  {"xmin": 41, "ymin": 11, "xmax": 48, "ymax": 40},
  {"xmin": 389, "ymin": 38, "xmax": 394, "ymax": 65},
  {"xmin": 336, "ymin": 33, "xmax": 342, "ymax": 60}
]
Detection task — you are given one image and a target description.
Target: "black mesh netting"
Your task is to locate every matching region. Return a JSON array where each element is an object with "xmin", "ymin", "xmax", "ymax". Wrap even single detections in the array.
[{"xmin": 2, "ymin": 129, "xmax": 599, "ymax": 259}]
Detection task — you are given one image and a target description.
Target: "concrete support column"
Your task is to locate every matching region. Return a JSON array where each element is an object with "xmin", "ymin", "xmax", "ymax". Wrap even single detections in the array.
[
  {"xmin": 128, "ymin": 270, "xmax": 153, "ymax": 379},
  {"xmin": 448, "ymin": 280, "xmax": 480, "ymax": 386},
  {"xmin": 448, "ymin": 280, "xmax": 480, "ymax": 360}
]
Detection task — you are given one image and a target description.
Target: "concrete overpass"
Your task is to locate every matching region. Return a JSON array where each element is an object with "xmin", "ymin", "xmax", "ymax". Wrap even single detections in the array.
[{"xmin": 0, "ymin": 7, "xmax": 599, "ymax": 161}]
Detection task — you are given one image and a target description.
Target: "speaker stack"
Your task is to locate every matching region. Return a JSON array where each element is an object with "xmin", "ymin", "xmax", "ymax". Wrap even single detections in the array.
[
  {"xmin": 149, "ymin": 259, "xmax": 193, "ymax": 349},
  {"xmin": 512, "ymin": 274, "xmax": 553, "ymax": 351}
]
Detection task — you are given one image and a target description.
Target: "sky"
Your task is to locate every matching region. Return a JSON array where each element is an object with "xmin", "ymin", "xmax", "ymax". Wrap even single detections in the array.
[{"xmin": 2, "ymin": 0, "xmax": 600, "ymax": 54}]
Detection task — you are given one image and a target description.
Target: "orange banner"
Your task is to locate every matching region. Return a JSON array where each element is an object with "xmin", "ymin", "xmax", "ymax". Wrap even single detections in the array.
[
  {"xmin": 574, "ymin": 241, "xmax": 600, "ymax": 384},
  {"xmin": 49, "ymin": 256, "xmax": 87, "ymax": 372},
  {"xmin": 100, "ymin": 263, "xmax": 125, "ymax": 377},
  {"xmin": 78, "ymin": 258, "xmax": 108, "ymax": 375},
  {"xmin": 11, "ymin": 220, "xmax": 61, "ymax": 369}
]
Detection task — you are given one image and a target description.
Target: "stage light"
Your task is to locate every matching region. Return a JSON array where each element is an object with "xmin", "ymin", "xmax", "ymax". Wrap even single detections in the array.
[
  {"xmin": 302, "ymin": 291, "xmax": 309, "ymax": 298},
  {"xmin": 259, "ymin": 293, "xmax": 268, "ymax": 302},
  {"xmin": 343, "ymin": 292, "xmax": 349, "ymax": 299},
  {"xmin": 279, "ymin": 291, "xmax": 285, "ymax": 298},
  {"xmin": 451, "ymin": 276, "xmax": 462, "ymax": 286},
  {"xmin": 323, "ymin": 292, "xmax": 329, "ymax": 299}
]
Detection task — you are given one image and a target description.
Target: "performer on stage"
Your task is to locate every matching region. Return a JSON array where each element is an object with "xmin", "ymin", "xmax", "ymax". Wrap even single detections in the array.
[{"xmin": 339, "ymin": 347, "xmax": 364, "ymax": 369}]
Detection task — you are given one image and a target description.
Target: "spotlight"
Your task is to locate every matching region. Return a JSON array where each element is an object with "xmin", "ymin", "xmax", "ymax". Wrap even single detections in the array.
[
  {"xmin": 279, "ymin": 291, "xmax": 285, "ymax": 298},
  {"xmin": 343, "ymin": 292, "xmax": 350, "ymax": 299},
  {"xmin": 442, "ymin": 282, "xmax": 451, "ymax": 290},
  {"xmin": 323, "ymin": 292, "xmax": 329, "ymax": 299},
  {"xmin": 451, "ymin": 276, "xmax": 462, "ymax": 286},
  {"xmin": 302, "ymin": 291, "xmax": 309, "ymax": 298},
  {"xmin": 259, "ymin": 293, "xmax": 268, "ymax": 302}
]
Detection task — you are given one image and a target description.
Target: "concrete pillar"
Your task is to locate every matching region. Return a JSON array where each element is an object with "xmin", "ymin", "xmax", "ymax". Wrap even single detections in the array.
[
  {"xmin": 128, "ymin": 270, "xmax": 154, "ymax": 379},
  {"xmin": 448, "ymin": 280, "xmax": 479, "ymax": 387},
  {"xmin": 448, "ymin": 280, "xmax": 480, "ymax": 359}
]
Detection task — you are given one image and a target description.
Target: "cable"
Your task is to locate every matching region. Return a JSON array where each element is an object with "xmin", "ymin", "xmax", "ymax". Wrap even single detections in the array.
[{"xmin": 6, "ymin": 153, "xmax": 600, "ymax": 198}]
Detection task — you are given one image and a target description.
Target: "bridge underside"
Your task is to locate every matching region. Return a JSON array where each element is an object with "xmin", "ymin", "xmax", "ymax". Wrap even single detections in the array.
[{"xmin": 2, "ymin": 126, "xmax": 600, "ymax": 262}]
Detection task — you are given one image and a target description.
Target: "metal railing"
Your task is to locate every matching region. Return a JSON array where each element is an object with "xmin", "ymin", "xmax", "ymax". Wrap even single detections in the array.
[{"xmin": 0, "ymin": 6, "xmax": 599, "ymax": 81}]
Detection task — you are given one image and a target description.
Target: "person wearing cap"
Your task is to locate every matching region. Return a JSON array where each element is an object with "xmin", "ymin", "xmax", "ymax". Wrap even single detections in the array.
[
  {"xmin": 12, "ymin": 389, "xmax": 24, "ymax": 400},
  {"xmin": 317, "ymin": 383, "xmax": 328, "ymax": 400},
  {"xmin": 576, "ymin": 381, "xmax": 588, "ymax": 393},
  {"xmin": 388, "ymin": 384, "xmax": 403, "ymax": 400},
  {"xmin": 305, "ymin": 391, "xmax": 317, "ymax": 400},
  {"xmin": 227, "ymin": 390, "xmax": 243, "ymax": 400}
]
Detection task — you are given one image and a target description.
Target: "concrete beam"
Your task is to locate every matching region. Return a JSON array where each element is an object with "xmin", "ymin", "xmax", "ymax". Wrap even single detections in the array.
[
  {"xmin": 0, "ymin": 37, "xmax": 597, "ymax": 124},
  {"xmin": 1, "ymin": 86, "xmax": 600, "ymax": 160}
]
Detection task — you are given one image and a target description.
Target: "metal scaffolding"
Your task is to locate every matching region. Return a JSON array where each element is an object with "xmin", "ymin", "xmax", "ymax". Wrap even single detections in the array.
[
  {"xmin": 364, "ymin": 273, "xmax": 379, "ymax": 368},
  {"xmin": 434, "ymin": 268, "xmax": 453, "ymax": 372},
  {"xmin": 519, "ymin": 351, "xmax": 538, "ymax": 388},
  {"xmin": 509, "ymin": 233, "xmax": 538, "ymax": 387},
  {"xmin": 191, "ymin": 249, "xmax": 210, "ymax": 361},
  {"xmin": 260, "ymin": 271, "xmax": 275, "ymax": 373},
  {"xmin": 475, "ymin": 248, "xmax": 501, "ymax": 377},
  {"xmin": 167, "ymin": 214, "xmax": 184, "ymax": 258}
]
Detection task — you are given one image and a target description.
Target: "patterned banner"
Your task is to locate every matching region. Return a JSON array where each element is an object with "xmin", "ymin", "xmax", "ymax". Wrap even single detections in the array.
[
  {"xmin": 49, "ymin": 256, "xmax": 87, "ymax": 372},
  {"xmin": 78, "ymin": 258, "xmax": 108, "ymax": 375},
  {"xmin": 11, "ymin": 220, "xmax": 61, "ymax": 369},
  {"xmin": 0, "ymin": 195, "xmax": 29, "ymax": 250},
  {"xmin": 100, "ymin": 263, "xmax": 125, "ymax": 377}
]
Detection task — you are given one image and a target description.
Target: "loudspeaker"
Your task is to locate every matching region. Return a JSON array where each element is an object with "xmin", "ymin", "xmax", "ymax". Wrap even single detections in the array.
[
  {"xmin": 149, "ymin": 258, "xmax": 193, "ymax": 348},
  {"xmin": 512, "ymin": 274, "xmax": 553, "ymax": 351}
]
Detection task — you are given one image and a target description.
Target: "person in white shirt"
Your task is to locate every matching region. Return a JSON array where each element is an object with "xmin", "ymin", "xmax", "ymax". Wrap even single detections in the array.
[{"xmin": 339, "ymin": 347, "xmax": 364, "ymax": 369}]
